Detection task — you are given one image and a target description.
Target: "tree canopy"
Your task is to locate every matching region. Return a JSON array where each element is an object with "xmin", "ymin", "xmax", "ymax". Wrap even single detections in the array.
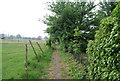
[{"xmin": 44, "ymin": 2, "xmax": 97, "ymax": 53}]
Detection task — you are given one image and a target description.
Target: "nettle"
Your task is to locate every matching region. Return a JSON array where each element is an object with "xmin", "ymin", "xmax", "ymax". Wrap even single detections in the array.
[{"xmin": 87, "ymin": 3, "xmax": 120, "ymax": 80}]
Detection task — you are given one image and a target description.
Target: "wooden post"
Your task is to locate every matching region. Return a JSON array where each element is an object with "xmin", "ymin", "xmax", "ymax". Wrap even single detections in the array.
[
  {"xmin": 29, "ymin": 40, "xmax": 39, "ymax": 62},
  {"xmin": 25, "ymin": 44, "xmax": 28, "ymax": 78},
  {"xmin": 36, "ymin": 42, "xmax": 44, "ymax": 54}
]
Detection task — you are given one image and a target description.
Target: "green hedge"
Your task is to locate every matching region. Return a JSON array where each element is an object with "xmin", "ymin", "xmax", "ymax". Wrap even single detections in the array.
[{"xmin": 86, "ymin": 3, "xmax": 120, "ymax": 80}]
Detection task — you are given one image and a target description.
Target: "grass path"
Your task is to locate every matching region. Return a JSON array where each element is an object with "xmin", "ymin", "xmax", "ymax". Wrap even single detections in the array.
[
  {"xmin": 52, "ymin": 49, "xmax": 61, "ymax": 79},
  {"xmin": 43, "ymin": 48, "xmax": 62, "ymax": 79},
  {"xmin": 43, "ymin": 47, "xmax": 70, "ymax": 79},
  {"xmin": 42, "ymin": 46, "xmax": 86, "ymax": 79}
]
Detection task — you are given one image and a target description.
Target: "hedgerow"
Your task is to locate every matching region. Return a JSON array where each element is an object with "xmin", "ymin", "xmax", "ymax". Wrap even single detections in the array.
[{"xmin": 87, "ymin": 3, "xmax": 120, "ymax": 80}]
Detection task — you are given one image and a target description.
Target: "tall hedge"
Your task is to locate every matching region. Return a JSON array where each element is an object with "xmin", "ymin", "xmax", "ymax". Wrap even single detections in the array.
[{"xmin": 86, "ymin": 3, "xmax": 120, "ymax": 80}]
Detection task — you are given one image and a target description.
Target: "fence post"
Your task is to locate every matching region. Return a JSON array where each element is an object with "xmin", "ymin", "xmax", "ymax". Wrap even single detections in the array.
[
  {"xmin": 25, "ymin": 44, "xmax": 28, "ymax": 78},
  {"xmin": 29, "ymin": 40, "xmax": 39, "ymax": 62},
  {"xmin": 36, "ymin": 42, "xmax": 44, "ymax": 54}
]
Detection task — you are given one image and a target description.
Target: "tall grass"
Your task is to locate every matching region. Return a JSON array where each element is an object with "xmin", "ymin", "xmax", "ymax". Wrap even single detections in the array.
[
  {"xmin": 59, "ymin": 48, "xmax": 86, "ymax": 79},
  {"xmin": 22, "ymin": 47, "xmax": 53, "ymax": 79}
]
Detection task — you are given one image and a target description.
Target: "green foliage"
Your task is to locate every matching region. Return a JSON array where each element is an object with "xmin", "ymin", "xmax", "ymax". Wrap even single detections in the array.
[
  {"xmin": 87, "ymin": 3, "xmax": 120, "ymax": 80},
  {"xmin": 95, "ymin": 1, "xmax": 118, "ymax": 26},
  {"xmin": 59, "ymin": 49, "xmax": 86, "ymax": 79},
  {"xmin": 99, "ymin": 1, "xmax": 117, "ymax": 17},
  {"xmin": 44, "ymin": 2, "xmax": 97, "ymax": 54}
]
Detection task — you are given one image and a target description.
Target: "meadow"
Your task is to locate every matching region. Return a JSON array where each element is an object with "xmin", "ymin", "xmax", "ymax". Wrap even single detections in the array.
[{"xmin": 1, "ymin": 39, "xmax": 53, "ymax": 79}]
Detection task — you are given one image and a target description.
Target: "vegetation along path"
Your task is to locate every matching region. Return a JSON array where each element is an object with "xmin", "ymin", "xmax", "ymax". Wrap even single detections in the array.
[
  {"xmin": 43, "ymin": 47, "xmax": 70, "ymax": 79},
  {"xmin": 53, "ymin": 49, "xmax": 61, "ymax": 79}
]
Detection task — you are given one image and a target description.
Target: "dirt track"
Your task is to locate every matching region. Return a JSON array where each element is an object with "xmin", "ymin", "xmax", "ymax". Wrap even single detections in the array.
[
  {"xmin": 0, "ymin": 40, "xmax": 28, "ymax": 43},
  {"xmin": 53, "ymin": 50, "xmax": 61, "ymax": 79},
  {"xmin": 45, "ymin": 48, "xmax": 70, "ymax": 79}
]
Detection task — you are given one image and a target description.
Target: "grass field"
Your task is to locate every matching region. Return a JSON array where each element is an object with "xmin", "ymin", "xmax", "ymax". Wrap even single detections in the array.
[{"xmin": 1, "ymin": 39, "xmax": 53, "ymax": 79}]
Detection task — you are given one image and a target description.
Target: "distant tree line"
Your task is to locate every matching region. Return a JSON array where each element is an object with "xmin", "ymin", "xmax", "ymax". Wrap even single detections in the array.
[{"xmin": 0, "ymin": 33, "xmax": 47, "ymax": 40}]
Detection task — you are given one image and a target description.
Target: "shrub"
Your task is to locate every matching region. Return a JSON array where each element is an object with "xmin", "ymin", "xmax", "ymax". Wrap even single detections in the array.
[{"xmin": 87, "ymin": 3, "xmax": 120, "ymax": 80}]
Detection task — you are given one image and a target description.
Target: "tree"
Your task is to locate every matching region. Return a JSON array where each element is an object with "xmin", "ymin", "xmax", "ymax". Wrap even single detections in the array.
[
  {"xmin": 99, "ymin": 0, "xmax": 117, "ymax": 17},
  {"xmin": 37, "ymin": 36, "xmax": 42, "ymax": 40},
  {"xmin": 44, "ymin": 36, "xmax": 48, "ymax": 40},
  {"xmin": 95, "ymin": 1, "xmax": 118, "ymax": 26},
  {"xmin": 9, "ymin": 35, "xmax": 14, "ymax": 39},
  {"xmin": 0, "ymin": 34, "xmax": 5, "ymax": 39},
  {"xmin": 44, "ymin": 2, "xmax": 97, "ymax": 54},
  {"xmin": 16, "ymin": 34, "xmax": 22, "ymax": 39}
]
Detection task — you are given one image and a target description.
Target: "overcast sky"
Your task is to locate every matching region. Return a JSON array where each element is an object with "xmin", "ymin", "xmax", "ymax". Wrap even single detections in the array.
[
  {"xmin": 0, "ymin": 0, "xmax": 54, "ymax": 38},
  {"xmin": 0, "ymin": 0, "xmax": 100, "ymax": 38}
]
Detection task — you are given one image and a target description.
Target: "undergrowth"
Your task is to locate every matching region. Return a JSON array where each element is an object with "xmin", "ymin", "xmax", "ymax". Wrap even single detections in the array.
[{"xmin": 59, "ymin": 48, "xmax": 86, "ymax": 79}]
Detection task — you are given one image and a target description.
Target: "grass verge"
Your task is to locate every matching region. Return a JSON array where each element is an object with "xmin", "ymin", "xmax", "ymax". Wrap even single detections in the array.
[
  {"xmin": 59, "ymin": 48, "xmax": 86, "ymax": 79},
  {"xmin": 21, "ymin": 47, "xmax": 53, "ymax": 79}
]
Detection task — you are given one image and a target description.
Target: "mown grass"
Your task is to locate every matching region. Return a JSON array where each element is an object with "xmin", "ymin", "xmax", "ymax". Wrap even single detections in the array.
[{"xmin": 2, "ymin": 40, "xmax": 53, "ymax": 79}]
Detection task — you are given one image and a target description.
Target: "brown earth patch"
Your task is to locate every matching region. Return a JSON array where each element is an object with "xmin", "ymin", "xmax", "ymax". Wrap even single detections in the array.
[{"xmin": 0, "ymin": 40, "xmax": 28, "ymax": 44}]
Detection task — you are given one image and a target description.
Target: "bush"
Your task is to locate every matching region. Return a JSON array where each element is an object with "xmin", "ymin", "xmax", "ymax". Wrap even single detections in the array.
[{"xmin": 86, "ymin": 3, "xmax": 120, "ymax": 80}]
